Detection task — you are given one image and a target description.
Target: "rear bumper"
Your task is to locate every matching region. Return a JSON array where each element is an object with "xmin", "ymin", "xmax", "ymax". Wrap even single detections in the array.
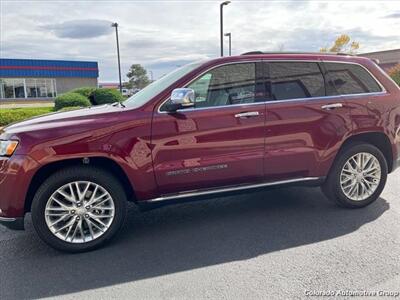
[{"xmin": 0, "ymin": 216, "xmax": 24, "ymax": 230}]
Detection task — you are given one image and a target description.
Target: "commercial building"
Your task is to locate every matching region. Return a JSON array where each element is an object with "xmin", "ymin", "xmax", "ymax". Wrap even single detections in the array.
[
  {"xmin": 0, "ymin": 58, "xmax": 98, "ymax": 102},
  {"xmin": 98, "ymin": 82, "xmax": 121, "ymax": 89},
  {"xmin": 361, "ymin": 49, "xmax": 400, "ymax": 72}
]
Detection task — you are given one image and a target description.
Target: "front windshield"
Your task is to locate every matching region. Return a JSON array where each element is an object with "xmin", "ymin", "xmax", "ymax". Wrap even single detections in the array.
[{"xmin": 124, "ymin": 61, "xmax": 204, "ymax": 108}]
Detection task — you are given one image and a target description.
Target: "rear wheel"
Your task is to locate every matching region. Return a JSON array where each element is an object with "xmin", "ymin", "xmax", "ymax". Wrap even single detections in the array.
[
  {"xmin": 322, "ymin": 143, "xmax": 388, "ymax": 208},
  {"xmin": 31, "ymin": 166, "xmax": 127, "ymax": 252}
]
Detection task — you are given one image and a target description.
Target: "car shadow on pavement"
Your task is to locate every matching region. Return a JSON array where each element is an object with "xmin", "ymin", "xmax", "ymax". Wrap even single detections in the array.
[{"xmin": 0, "ymin": 186, "xmax": 389, "ymax": 299}]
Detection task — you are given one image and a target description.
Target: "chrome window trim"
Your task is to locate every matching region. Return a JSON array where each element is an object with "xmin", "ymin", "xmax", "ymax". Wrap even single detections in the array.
[
  {"xmin": 173, "ymin": 101, "xmax": 266, "ymax": 113},
  {"xmin": 156, "ymin": 59, "xmax": 387, "ymax": 114},
  {"xmin": 145, "ymin": 177, "xmax": 322, "ymax": 203},
  {"xmin": 264, "ymin": 91, "xmax": 387, "ymax": 105}
]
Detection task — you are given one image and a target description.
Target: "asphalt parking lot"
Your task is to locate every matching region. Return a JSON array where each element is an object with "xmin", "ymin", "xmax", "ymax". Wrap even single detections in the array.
[{"xmin": 1, "ymin": 170, "xmax": 399, "ymax": 299}]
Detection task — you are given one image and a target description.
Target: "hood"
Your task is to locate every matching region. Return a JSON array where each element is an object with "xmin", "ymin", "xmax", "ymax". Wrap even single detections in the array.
[{"xmin": 1, "ymin": 104, "xmax": 123, "ymax": 138}]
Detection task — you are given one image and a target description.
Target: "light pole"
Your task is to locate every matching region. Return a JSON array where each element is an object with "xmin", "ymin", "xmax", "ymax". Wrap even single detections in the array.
[
  {"xmin": 111, "ymin": 22, "xmax": 122, "ymax": 93},
  {"xmin": 220, "ymin": 1, "xmax": 230, "ymax": 57},
  {"xmin": 224, "ymin": 32, "xmax": 232, "ymax": 56}
]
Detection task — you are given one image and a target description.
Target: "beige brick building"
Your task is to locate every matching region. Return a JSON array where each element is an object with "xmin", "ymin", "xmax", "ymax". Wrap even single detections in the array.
[{"xmin": 360, "ymin": 49, "xmax": 400, "ymax": 72}]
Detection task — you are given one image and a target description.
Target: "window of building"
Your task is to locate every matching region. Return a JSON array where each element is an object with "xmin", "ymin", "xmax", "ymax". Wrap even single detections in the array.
[
  {"xmin": 3, "ymin": 79, "xmax": 15, "ymax": 98},
  {"xmin": 0, "ymin": 79, "xmax": 4, "ymax": 99},
  {"xmin": 46, "ymin": 78, "xmax": 57, "ymax": 97},
  {"xmin": 268, "ymin": 62, "xmax": 325, "ymax": 101},
  {"xmin": 26, "ymin": 79, "xmax": 38, "ymax": 98},
  {"xmin": 14, "ymin": 79, "xmax": 25, "ymax": 98},
  {"xmin": 324, "ymin": 63, "xmax": 382, "ymax": 95},
  {"xmin": 36, "ymin": 79, "xmax": 47, "ymax": 97},
  {"xmin": 0, "ymin": 78, "xmax": 57, "ymax": 99}
]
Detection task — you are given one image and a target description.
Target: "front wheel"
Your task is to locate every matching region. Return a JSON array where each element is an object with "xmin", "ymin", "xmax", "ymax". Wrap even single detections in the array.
[
  {"xmin": 31, "ymin": 166, "xmax": 127, "ymax": 252},
  {"xmin": 322, "ymin": 143, "xmax": 388, "ymax": 208}
]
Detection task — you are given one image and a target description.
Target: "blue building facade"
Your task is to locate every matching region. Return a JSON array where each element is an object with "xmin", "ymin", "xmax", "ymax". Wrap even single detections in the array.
[{"xmin": 0, "ymin": 58, "xmax": 99, "ymax": 101}]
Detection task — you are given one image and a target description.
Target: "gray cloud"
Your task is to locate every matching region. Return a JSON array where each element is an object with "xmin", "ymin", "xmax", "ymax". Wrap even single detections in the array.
[
  {"xmin": 44, "ymin": 19, "xmax": 113, "ymax": 39},
  {"xmin": 2, "ymin": 1, "xmax": 399, "ymax": 81},
  {"xmin": 252, "ymin": 27, "xmax": 398, "ymax": 53},
  {"xmin": 384, "ymin": 12, "xmax": 400, "ymax": 18}
]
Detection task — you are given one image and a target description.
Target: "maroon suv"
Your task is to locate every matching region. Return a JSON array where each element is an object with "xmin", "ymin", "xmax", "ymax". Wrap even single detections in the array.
[{"xmin": 1, "ymin": 53, "xmax": 400, "ymax": 252}]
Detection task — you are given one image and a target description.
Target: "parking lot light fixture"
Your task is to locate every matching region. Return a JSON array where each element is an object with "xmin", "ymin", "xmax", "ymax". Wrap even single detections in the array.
[
  {"xmin": 224, "ymin": 32, "xmax": 232, "ymax": 56},
  {"xmin": 220, "ymin": 1, "xmax": 231, "ymax": 57},
  {"xmin": 111, "ymin": 22, "xmax": 122, "ymax": 93}
]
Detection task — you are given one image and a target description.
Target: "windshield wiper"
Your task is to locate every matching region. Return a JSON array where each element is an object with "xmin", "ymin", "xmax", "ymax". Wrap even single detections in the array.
[{"xmin": 112, "ymin": 102, "xmax": 126, "ymax": 108}]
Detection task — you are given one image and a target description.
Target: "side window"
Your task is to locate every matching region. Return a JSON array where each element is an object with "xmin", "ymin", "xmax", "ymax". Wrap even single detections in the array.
[
  {"xmin": 324, "ymin": 62, "xmax": 382, "ymax": 95},
  {"xmin": 188, "ymin": 73, "xmax": 212, "ymax": 103},
  {"xmin": 269, "ymin": 62, "xmax": 325, "ymax": 101},
  {"xmin": 188, "ymin": 62, "xmax": 257, "ymax": 108}
]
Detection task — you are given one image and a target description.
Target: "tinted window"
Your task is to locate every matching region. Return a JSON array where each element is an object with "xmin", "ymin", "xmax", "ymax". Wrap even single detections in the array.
[
  {"xmin": 188, "ymin": 63, "xmax": 257, "ymax": 108},
  {"xmin": 324, "ymin": 62, "xmax": 382, "ymax": 95},
  {"xmin": 269, "ymin": 62, "xmax": 325, "ymax": 101},
  {"xmin": 188, "ymin": 73, "xmax": 212, "ymax": 104}
]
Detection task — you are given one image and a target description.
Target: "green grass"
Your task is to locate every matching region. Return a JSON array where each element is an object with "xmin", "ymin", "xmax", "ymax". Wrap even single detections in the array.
[{"xmin": 0, "ymin": 107, "xmax": 54, "ymax": 127}]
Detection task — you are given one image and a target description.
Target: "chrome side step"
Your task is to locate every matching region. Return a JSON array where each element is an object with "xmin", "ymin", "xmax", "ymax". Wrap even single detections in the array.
[{"xmin": 146, "ymin": 177, "xmax": 322, "ymax": 203}]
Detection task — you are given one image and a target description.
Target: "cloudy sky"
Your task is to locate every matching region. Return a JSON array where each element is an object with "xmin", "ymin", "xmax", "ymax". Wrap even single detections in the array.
[{"xmin": 1, "ymin": 0, "xmax": 399, "ymax": 81}]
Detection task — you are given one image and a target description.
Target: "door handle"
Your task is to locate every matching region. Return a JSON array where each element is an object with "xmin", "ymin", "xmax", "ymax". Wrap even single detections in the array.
[
  {"xmin": 321, "ymin": 103, "xmax": 343, "ymax": 110},
  {"xmin": 235, "ymin": 111, "xmax": 260, "ymax": 118}
]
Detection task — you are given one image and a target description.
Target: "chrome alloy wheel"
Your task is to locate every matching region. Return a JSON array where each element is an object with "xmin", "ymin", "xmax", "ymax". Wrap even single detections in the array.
[
  {"xmin": 45, "ymin": 181, "xmax": 115, "ymax": 243},
  {"xmin": 340, "ymin": 152, "xmax": 382, "ymax": 201}
]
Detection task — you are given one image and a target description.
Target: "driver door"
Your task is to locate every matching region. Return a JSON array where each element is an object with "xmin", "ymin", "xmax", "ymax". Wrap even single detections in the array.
[{"xmin": 151, "ymin": 62, "xmax": 267, "ymax": 195}]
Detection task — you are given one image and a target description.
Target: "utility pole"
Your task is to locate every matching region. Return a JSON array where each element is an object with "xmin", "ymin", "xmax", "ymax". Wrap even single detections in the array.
[
  {"xmin": 111, "ymin": 22, "xmax": 122, "ymax": 93},
  {"xmin": 224, "ymin": 32, "xmax": 232, "ymax": 56},
  {"xmin": 220, "ymin": 1, "xmax": 230, "ymax": 57}
]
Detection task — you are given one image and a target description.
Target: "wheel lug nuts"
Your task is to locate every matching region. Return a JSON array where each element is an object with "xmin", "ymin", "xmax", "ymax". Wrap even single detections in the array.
[
  {"xmin": 71, "ymin": 210, "xmax": 75, "ymax": 214},
  {"xmin": 77, "ymin": 216, "xmax": 80, "ymax": 220},
  {"xmin": 85, "ymin": 214, "xmax": 89, "ymax": 218},
  {"xmin": 85, "ymin": 206, "xmax": 90, "ymax": 210}
]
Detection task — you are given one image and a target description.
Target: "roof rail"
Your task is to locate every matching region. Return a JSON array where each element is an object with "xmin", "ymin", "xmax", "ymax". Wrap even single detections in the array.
[
  {"xmin": 241, "ymin": 51, "xmax": 265, "ymax": 55},
  {"xmin": 240, "ymin": 51, "xmax": 355, "ymax": 56},
  {"xmin": 335, "ymin": 52, "xmax": 355, "ymax": 56}
]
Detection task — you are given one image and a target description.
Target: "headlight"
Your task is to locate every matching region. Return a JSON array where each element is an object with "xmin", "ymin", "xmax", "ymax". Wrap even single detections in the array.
[{"xmin": 0, "ymin": 140, "xmax": 19, "ymax": 157}]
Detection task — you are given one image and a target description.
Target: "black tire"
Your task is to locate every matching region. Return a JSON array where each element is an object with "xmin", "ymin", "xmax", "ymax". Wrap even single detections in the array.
[
  {"xmin": 322, "ymin": 142, "xmax": 388, "ymax": 208},
  {"xmin": 31, "ymin": 166, "xmax": 127, "ymax": 252}
]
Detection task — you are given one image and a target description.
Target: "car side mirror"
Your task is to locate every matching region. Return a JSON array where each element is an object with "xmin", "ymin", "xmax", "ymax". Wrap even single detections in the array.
[{"xmin": 165, "ymin": 88, "xmax": 195, "ymax": 112}]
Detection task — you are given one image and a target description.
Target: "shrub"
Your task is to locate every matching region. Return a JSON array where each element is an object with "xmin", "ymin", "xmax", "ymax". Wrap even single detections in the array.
[
  {"xmin": 54, "ymin": 92, "xmax": 91, "ymax": 111},
  {"xmin": 388, "ymin": 64, "xmax": 400, "ymax": 86},
  {"xmin": 70, "ymin": 87, "xmax": 96, "ymax": 98},
  {"xmin": 0, "ymin": 107, "xmax": 53, "ymax": 127},
  {"xmin": 90, "ymin": 88, "xmax": 123, "ymax": 105},
  {"xmin": 58, "ymin": 106, "xmax": 83, "ymax": 112}
]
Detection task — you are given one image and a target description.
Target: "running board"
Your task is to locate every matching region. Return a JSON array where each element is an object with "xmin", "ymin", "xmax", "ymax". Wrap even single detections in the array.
[{"xmin": 142, "ymin": 177, "xmax": 323, "ymax": 207}]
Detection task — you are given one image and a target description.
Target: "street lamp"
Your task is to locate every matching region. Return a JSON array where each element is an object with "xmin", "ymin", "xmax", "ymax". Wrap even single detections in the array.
[
  {"xmin": 111, "ymin": 22, "xmax": 122, "ymax": 93},
  {"xmin": 224, "ymin": 32, "xmax": 232, "ymax": 56},
  {"xmin": 220, "ymin": 1, "xmax": 230, "ymax": 57},
  {"xmin": 148, "ymin": 70, "xmax": 154, "ymax": 82}
]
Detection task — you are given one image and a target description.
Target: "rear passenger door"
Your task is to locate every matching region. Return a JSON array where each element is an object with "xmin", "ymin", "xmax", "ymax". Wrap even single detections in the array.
[
  {"xmin": 323, "ymin": 62, "xmax": 385, "ymax": 130},
  {"xmin": 263, "ymin": 61, "xmax": 352, "ymax": 181}
]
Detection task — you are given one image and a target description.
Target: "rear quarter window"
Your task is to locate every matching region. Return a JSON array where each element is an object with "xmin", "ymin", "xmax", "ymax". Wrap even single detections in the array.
[{"xmin": 324, "ymin": 62, "xmax": 382, "ymax": 95}]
